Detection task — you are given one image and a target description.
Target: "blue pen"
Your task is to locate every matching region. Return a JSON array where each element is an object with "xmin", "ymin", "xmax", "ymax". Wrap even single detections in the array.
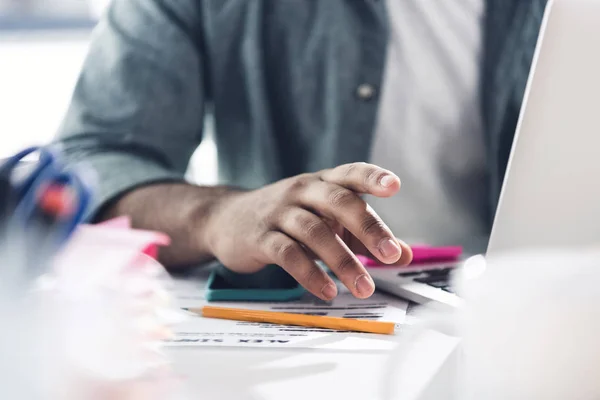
[
  {"xmin": 3, "ymin": 147, "xmax": 90, "ymax": 227},
  {"xmin": 16, "ymin": 172, "xmax": 90, "ymax": 245},
  {"xmin": 0, "ymin": 146, "xmax": 57, "ymax": 197},
  {"xmin": 1, "ymin": 145, "xmax": 93, "ymax": 280},
  {"xmin": 21, "ymin": 182, "xmax": 74, "ymax": 277}
]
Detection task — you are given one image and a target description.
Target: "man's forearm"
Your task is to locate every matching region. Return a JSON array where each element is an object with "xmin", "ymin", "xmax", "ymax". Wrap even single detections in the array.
[{"xmin": 99, "ymin": 183, "xmax": 242, "ymax": 268}]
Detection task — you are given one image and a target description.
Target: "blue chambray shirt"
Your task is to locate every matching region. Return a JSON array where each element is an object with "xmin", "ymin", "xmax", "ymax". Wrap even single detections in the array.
[{"xmin": 56, "ymin": 0, "xmax": 547, "ymax": 232}]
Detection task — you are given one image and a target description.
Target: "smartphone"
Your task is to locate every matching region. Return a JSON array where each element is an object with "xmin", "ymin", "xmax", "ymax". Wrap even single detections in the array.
[{"xmin": 205, "ymin": 263, "xmax": 306, "ymax": 302}]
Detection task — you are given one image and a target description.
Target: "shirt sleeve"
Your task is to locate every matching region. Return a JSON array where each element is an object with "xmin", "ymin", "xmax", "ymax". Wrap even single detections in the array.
[{"xmin": 54, "ymin": 0, "xmax": 206, "ymax": 219}]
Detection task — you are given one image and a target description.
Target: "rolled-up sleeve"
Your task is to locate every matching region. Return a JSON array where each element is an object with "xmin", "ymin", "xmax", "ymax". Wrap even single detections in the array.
[{"xmin": 55, "ymin": 0, "xmax": 205, "ymax": 218}]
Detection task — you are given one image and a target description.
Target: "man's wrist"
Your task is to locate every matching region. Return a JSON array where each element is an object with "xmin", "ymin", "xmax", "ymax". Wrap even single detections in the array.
[{"xmin": 194, "ymin": 186, "xmax": 246, "ymax": 256}]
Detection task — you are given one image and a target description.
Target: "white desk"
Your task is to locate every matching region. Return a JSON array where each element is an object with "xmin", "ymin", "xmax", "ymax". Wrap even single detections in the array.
[
  {"xmin": 168, "ymin": 334, "xmax": 458, "ymax": 400},
  {"xmin": 166, "ymin": 272, "xmax": 459, "ymax": 400}
]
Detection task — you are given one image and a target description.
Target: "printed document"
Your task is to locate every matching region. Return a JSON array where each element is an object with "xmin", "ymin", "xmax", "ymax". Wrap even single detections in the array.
[{"xmin": 164, "ymin": 274, "xmax": 409, "ymax": 350}]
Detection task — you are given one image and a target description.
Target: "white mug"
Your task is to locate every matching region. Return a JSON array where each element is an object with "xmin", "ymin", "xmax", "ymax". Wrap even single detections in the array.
[{"xmin": 384, "ymin": 248, "xmax": 600, "ymax": 400}]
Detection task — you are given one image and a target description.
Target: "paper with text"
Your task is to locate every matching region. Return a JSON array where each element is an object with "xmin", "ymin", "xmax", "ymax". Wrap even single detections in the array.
[{"xmin": 164, "ymin": 275, "xmax": 408, "ymax": 350}]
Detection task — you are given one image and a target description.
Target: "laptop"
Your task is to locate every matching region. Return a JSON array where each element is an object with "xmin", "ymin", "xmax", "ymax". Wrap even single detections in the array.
[{"xmin": 369, "ymin": 0, "xmax": 600, "ymax": 309}]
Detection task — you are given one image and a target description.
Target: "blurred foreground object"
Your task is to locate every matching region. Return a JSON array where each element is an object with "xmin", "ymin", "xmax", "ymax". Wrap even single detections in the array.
[
  {"xmin": 384, "ymin": 249, "xmax": 600, "ymax": 400},
  {"xmin": 0, "ymin": 217, "xmax": 189, "ymax": 399},
  {"xmin": 0, "ymin": 146, "xmax": 188, "ymax": 399},
  {"xmin": 43, "ymin": 217, "xmax": 188, "ymax": 399},
  {"xmin": 0, "ymin": 145, "xmax": 93, "ymax": 399}
]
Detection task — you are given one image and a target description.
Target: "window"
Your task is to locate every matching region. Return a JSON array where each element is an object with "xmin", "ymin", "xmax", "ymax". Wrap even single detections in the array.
[
  {"xmin": 0, "ymin": 1, "xmax": 105, "ymax": 158},
  {"xmin": 0, "ymin": 0, "xmax": 104, "ymax": 30}
]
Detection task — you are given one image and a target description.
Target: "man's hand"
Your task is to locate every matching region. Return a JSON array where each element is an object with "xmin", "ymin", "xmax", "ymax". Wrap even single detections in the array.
[{"xmin": 205, "ymin": 163, "xmax": 413, "ymax": 301}]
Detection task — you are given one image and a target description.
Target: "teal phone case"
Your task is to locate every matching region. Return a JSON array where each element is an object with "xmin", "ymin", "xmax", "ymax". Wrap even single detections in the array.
[{"xmin": 205, "ymin": 264, "xmax": 306, "ymax": 302}]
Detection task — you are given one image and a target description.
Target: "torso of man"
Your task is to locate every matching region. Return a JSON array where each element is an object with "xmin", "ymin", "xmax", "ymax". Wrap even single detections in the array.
[{"xmin": 367, "ymin": 0, "xmax": 489, "ymax": 251}]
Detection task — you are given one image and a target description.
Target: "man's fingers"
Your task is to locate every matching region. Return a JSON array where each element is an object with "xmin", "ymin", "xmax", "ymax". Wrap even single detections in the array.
[
  {"xmin": 297, "ymin": 181, "xmax": 403, "ymax": 265},
  {"xmin": 389, "ymin": 237, "xmax": 413, "ymax": 265},
  {"xmin": 320, "ymin": 162, "xmax": 400, "ymax": 197},
  {"xmin": 260, "ymin": 231, "xmax": 338, "ymax": 300},
  {"xmin": 278, "ymin": 208, "xmax": 375, "ymax": 299},
  {"xmin": 348, "ymin": 234, "xmax": 414, "ymax": 266}
]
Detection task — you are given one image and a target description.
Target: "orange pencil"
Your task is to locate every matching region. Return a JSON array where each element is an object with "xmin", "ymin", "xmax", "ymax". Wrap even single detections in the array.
[{"xmin": 183, "ymin": 305, "xmax": 397, "ymax": 335}]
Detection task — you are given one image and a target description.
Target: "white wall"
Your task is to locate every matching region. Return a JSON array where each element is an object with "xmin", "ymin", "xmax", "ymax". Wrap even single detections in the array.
[
  {"xmin": 0, "ymin": 0, "xmax": 106, "ymax": 16},
  {"xmin": 0, "ymin": 30, "xmax": 217, "ymax": 184},
  {"xmin": 0, "ymin": 31, "xmax": 89, "ymax": 157}
]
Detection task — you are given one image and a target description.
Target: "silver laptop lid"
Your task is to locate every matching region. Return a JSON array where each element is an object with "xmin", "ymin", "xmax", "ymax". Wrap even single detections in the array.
[{"xmin": 488, "ymin": 0, "xmax": 600, "ymax": 255}]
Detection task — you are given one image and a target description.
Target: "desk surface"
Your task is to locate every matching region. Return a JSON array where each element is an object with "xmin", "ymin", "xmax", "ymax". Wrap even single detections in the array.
[{"xmin": 166, "ymin": 272, "xmax": 459, "ymax": 400}]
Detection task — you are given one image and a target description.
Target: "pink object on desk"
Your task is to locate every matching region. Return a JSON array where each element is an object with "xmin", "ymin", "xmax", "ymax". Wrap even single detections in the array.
[
  {"xmin": 46, "ymin": 218, "xmax": 185, "ymax": 399},
  {"xmin": 98, "ymin": 215, "xmax": 132, "ymax": 229},
  {"xmin": 97, "ymin": 216, "xmax": 169, "ymax": 258},
  {"xmin": 358, "ymin": 245, "xmax": 463, "ymax": 267}
]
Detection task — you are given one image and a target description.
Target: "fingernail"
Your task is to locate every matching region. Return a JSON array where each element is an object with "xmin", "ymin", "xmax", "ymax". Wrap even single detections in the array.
[
  {"xmin": 380, "ymin": 175, "xmax": 396, "ymax": 188},
  {"xmin": 379, "ymin": 238, "xmax": 402, "ymax": 259},
  {"xmin": 355, "ymin": 274, "xmax": 375, "ymax": 297},
  {"xmin": 321, "ymin": 283, "xmax": 338, "ymax": 300}
]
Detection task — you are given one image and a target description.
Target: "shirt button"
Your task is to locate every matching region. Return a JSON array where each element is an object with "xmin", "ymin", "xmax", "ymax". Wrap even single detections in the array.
[{"xmin": 356, "ymin": 83, "xmax": 376, "ymax": 100}]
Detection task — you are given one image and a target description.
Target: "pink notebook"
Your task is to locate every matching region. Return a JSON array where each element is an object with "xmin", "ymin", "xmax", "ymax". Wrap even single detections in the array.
[{"xmin": 358, "ymin": 245, "xmax": 463, "ymax": 267}]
